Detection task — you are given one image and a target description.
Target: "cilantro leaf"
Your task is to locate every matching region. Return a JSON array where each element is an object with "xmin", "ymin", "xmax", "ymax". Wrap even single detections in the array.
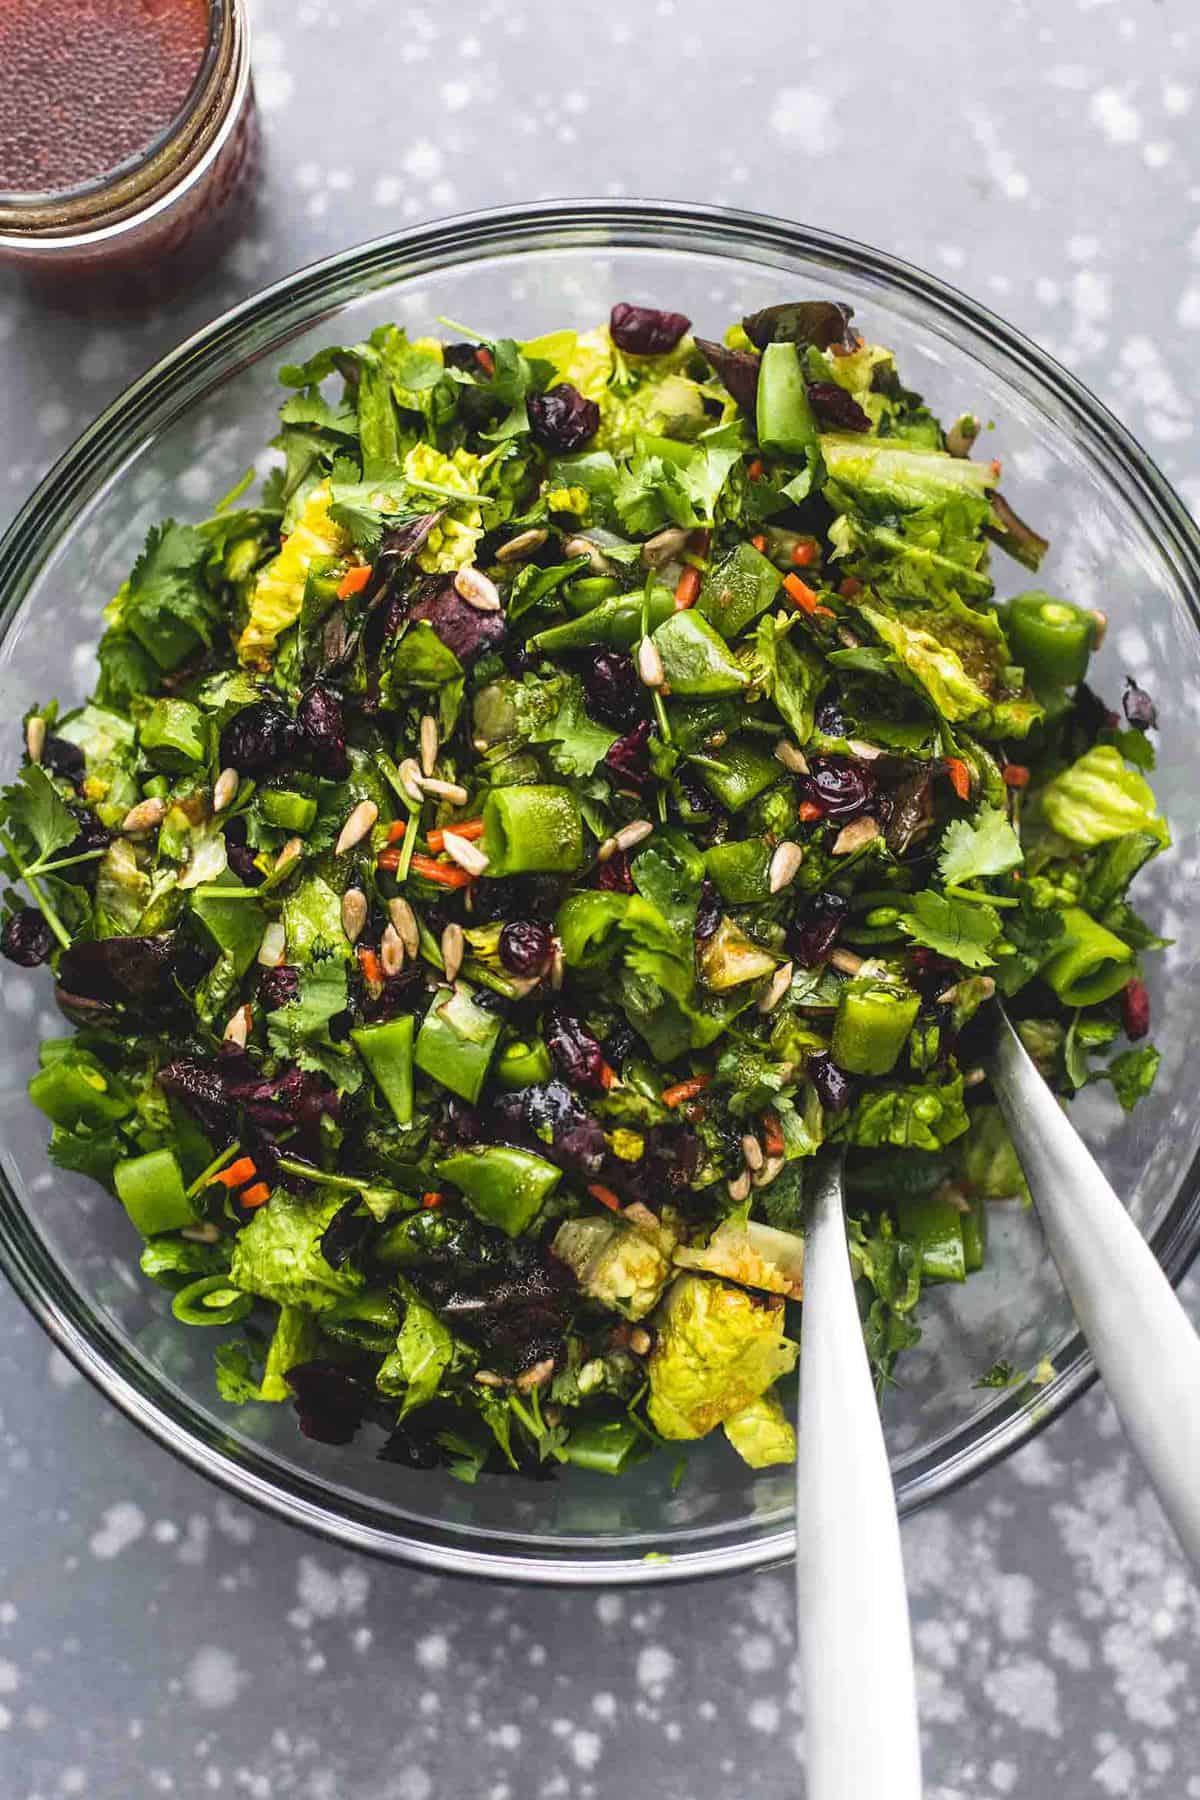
[
  {"xmin": 529, "ymin": 676, "xmax": 618, "ymax": 777},
  {"xmin": 899, "ymin": 890, "xmax": 1001, "ymax": 969},
  {"xmin": 120, "ymin": 520, "xmax": 222, "ymax": 670},
  {"xmin": 842, "ymin": 1073, "xmax": 970, "ymax": 1152},
  {"xmin": 937, "ymin": 806, "xmax": 1023, "ymax": 887},
  {"xmin": 266, "ymin": 961, "xmax": 363, "ymax": 1090},
  {"xmin": 628, "ymin": 831, "xmax": 704, "ymax": 935},
  {"xmin": 1106, "ymin": 1045, "xmax": 1160, "ymax": 1112},
  {"xmin": 1, "ymin": 764, "xmax": 78, "ymax": 864}
]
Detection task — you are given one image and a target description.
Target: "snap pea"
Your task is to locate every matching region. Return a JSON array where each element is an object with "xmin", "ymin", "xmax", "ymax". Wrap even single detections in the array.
[
  {"xmin": 115, "ymin": 1148, "xmax": 197, "ymax": 1236},
  {"xmin": 756, "ymin": 341, "xmax": 821, "ymax": 461},
  {"xmin": 352, "ymin": 1015, "xmax": 415, "ymax": 1125},
  {"xmin": 831, "ymin": 979, "xmax": 920, "ymax": 1076},
  {"xmin": 895, "ymin": 1193, "xmax": 966, "ymax": 1283},
  {"xmin": 414, "ymin": 986, "xmax": 503, "ymax": 1104},
  {"xmin": 171, "ymin": 1273, "xmax": 254, "ymax": 1327},
  {"xmin": 435, "ymin": 1144, "xmax": 562, "ymax": 1238},
  {"xmin": 1041, "ymin": 906, "xmax": 1134, "ymax": 1006},
  {"xmin": 482, "ymin": 784, "xmax": 584, "ymax": 876},
  {"xmin": 1002, "ymin": 591, "xmax": 1097, "ymax": 689}
]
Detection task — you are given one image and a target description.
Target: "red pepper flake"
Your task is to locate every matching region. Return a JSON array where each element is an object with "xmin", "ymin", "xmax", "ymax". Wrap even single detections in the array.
[
  {"xmin": 1002, "ymin": 763, "xmax": 1030, "ymax": 789},
  {"xmin": 783, "ymin": 572, "xmax": 820, "ymax": 613},
  {"xmin": 475, "ymin": 345, "xmax": 495, "ymax": 377},
  {"xmin": 798, "ymin": 799, "xmax": 825, "ymax": 823},
  {"xmin": 746, "ymin": 458, "xmax": 765, "ymax": 482},
  {"xmin": 587, "ymin": 1182, "xmax": 623, "ymax": 1213},
  {"xmin": 750, "ymin": 534, "xmax": 767, "ymax": 552},
  {"xmin": 762, "ymin": 1111, "xmax": 785, "ymax": 1157},
  {"xmin": 598, "ymin": 1060, "xmax": 618, "ymax": 1090},
  {"xmin": 357, "ymin": 947, "xmax": 384, "ymax": 985},
  {"xmin": 838, "ymin": 576, "xmax": 863, "ymax": 600},
  {"xmin": 790, "ymin": 540, "xmax": 817, "ymax": 567},
  {"xmin": 945, "ymin": 757, "xmax": 972, "ymax": 802},
  {"xmin": 336, "ymin": 564, "xmax": 372, "ymax": 599},
  {"xmin": 661, "ymin": 1076, "xmax": 710, "ymax": 1108},
  {"xmin": 674, "ymin": 565, "xmax": 702, "ymax": 610},
  {"xmin": 421, "ymin": 1191, "xmax": 444, "ymax": 1210}
]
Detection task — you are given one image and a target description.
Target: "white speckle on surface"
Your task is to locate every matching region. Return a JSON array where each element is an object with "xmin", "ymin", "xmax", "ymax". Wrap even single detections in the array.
[
  {"xmin": 1163, "ymin": 80, "xmax": 1191, "ymax": 116},
  {"xmin": 88, "ymin": 1502, "xmax": 145, "ymax": 1560},
  {"xmin": 0, "ymin": 1659, "xmax": 18, "ymax": 1695},
  {"xmin": 402, "ymin": 141, "xmax": 443, "ymax": 180},
  {"xmin": 415, "ymin": 1632, "xmax": 449, "ymax": 1672},
  {"xmin": 47, "ymin": 1349, "xmax": 80, "ymax": 1389},
  {"xmin": 1090, "ymin": 87, "xmax": 1141, "ymax": 144},
  {"xmin": 295, "ymin": 1557, "xmax": 369, "ymax": 1621},
  {"xmin": 184, "ymin": 1647, "xmax": 244, "ymax": 1710},
  {"xmin": 768, "ymin": 87, "xmax": 838, "ymax": 154},
  {"xmin": 636, "ymin": 1644, "xmax": 675, "ymax": 1692},
  {"xmin": 570, "ymin": 1730, "xmax": 601, "ymax": 1770},
  {"xmin": 441, "ymin": 80, "xmax": 470, "ymax": 111},
  {"xmin": 983, "ymin": 1658, "xmax": 1062, "ymax": 1737},
  {"xmin": 748, "ymin": 1697, "xmax": 781, "ymax": 1733}
]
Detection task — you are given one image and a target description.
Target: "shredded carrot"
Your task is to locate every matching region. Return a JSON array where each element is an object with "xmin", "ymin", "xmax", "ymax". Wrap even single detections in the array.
[
  {"xmin": 661, "ymin": 1075, "xmax": 710, "ymax": 1109},
  {"xmin": 375, "ymin": 846, "xmax": 402, "ymax": 873},
  {"xmin": 599, "ymin": 1061, "xmax": 618, "ymax": 1091},
  {"xmin": 674, "ymin": 565, "xmax": 702, "ymax": 610},
  {"xmin": 240, "ymin": 1182, "xmax": 271, "ymax": 1209},
  {"xmin": 386, "ymin": 819, "xmax": 408, "ymax": 844},
  {"xmin": 762, "ymin": 1111, "xmax": 785, "ymax": 1157},
  {"xmin": 587, "ymin": 1182, "xmax": 622, "ymax": 1213},
  {"xmin": 750, "ymin": 534, "xmax": 767, "ymax": 552},
  {"xmin": 336, "ymin": 564, "xmax": 372, "ymax": 599},
  {"xmin": 798, "ymin": 799, "xmax": 825, "ymax": 823},
  {"xmin": 409, "ymin": 853, "xmax": 473, "ymax": 889},
  {"xmin": 746, "ymin": 457, "xmax": 764, "ymax": 481},
  {"xmin": 838, "ymin": 576, "xmax": 863, "ymax": 599},
  {"xmin": 790, "ymin": 540, "xmax": 817, "ymax": 567},
  {"xmin": 475, "ymin": 345, "xmax": 495, "ymax": 376},
  {"xmin": 1002, "ymin": 763, "xmax": 1030, "ymax": 789},
  {"xmin": 421, "ymin": 1191, "xmax": 444, "ymax": 1210},
  {"xmin": 946, "ymin": 756, "xmax": 971, "ymax": 801},
  {"xmin": 783, "ymin": 572, "xmax": 821, "ymax": 614},
  {"xmin": 357, "ymin": 947, "xmax": 383, "ymax": 985},
  {"xmin": 426, "ymin": 818, "xmax": 484, "ymax": 853},
  {"xmin": 210, "ymin": 1156, "xmax": 258, "ymax": 1190}
]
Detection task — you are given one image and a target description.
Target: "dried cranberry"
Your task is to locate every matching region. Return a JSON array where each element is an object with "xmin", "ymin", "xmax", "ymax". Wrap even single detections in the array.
[
  {"xmin": 604, "ymin": 1019, "xmax": 637, "ymax": 1070},
  {"xmin": 805, "ymin": 756, "xmax": 876, "ymax": 821},
  {"xmin": 258, "ymin": 964, "xmax": 300, "ymax": 1010},
  {"xmin": 620, "ymin": 1124, "xmax": 701, "ymax": 1208},
  {"xmin": 226, "ymin": 841, "xmax": 263, "ymax": 886},
  {"xmin": 814, "ymin": 695, "xmax": 849, "ymax": 738},
  {"xmin": 158, "ymin": 1058, "xmax": 233, "ymax": 1140},
  {"xmin": 1121, "ymin": 977, "xmax": 1151, "ymax": 1041},
  {"xmin": 63, "ymin": 805, "xmax": 112, "ymax": 866},
  {"xmin": 286, "ymin": 1360, "xmax": 373, "ymax": 1445},
  {"xmin": 808, "ymin": 1051, "xmax": 853, "ymax": 1112},
  {"xmin": 40, "ymin": 735, "xmax": 86, "ymax": 784},
  {"xmin": 526, "ymin": 383, "xmax": 601, "ymax": 453},
  {"xmin": 418, "ymin": 1235, "xmax": 576, "ymax": 1374},
  {"xmin": 1122, "ymin": 677, "xmax": 1157, "ymax": 732},
  {"xmin": 581, "ymin": 650, "xmax": 646, "ymax": 728},
  {"xmin": 499, "ymin": 919, "xmax": 552, "ymax": 977},
  {"xmin": 595, "ymin": 850, "xmax": 634, "ymax": 893},
  {"xmin": 219, "ymin": 699, "xmax": 301, "ymax": 777},
  {"xmin": 442, "ymin": 341, "xmax": 484, "ymax": 371},
  {"xmin": 610, "ymin": 303, "xmax": 691, "ymax": 356},
  {"xmin": 787, "ymin": 892, "xmax": 849, "ymax": 967},
  {"xmin": 694, "ymin": 337, "xmax": 760, "ymax": 413},
  {"xmin": 379, "ymin": 1418, "xmax": 443, "ymax": 1469},
  {"xmin": 545, "ymin": 1013, "xmax": 607, "ymax": 1092},
  {"xmin": 605, "ymin": 718, "xmax": 654, "ymax": 790},
  {"xmin": 409, "ymin": 576, "xmax": 506, "ymax": 665},
  {"xmin": 695, "ymin": 876, "xmax": 721, "ymax": 943},
  {"xmin": 1, "ymin": 906, "xmax": 53, "ymax": 967},
  {"xmin": 297, "ymin": 683, "xmax": 348, "ymax": 776},
  {"xmin": 806, "ymin": 381, "xmax": 871, "ymax": 432}
]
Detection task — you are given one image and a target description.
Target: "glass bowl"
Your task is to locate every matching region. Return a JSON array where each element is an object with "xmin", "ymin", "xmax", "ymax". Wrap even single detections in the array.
[{"xmin": 1, "ymin": 201, "xmax": 1198, "ymax": 1585}]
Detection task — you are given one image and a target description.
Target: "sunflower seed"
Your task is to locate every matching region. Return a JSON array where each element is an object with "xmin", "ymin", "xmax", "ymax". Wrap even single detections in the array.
[
  {"xmin": 629, "ymin": 1327, "xmax": 653, "ymax": 1356},
  {"xmin": 341, "ymin": 887, "xmax": 368, "ymax": 944},
  {"xmin": 752, "ymin": 1154, "xmax": 785, "ymax": 1190},
  {"xmin": 398, "ymin": 757, "xmax": 425, "ymax": 806},
  {"xmin": 335, "ymin": 799, "xmax": 379, "ymax": 856},
  {"xmin": 936, "ymin": 975, "xmax": 995, "ymax": 1007},
  {"xmin": 962, "ymin": 1065, "xmax": 987, "ymax": 1088},
  {"xmin": 741, "ymin": 1132, "xmax": 764, "ymax": 1173},
  {"xmin": 454, "ymin": 565, "xmax": 502, "ymax": 612},
  {"xmin": 24, "ymin": 716, "xmax": 45, "ymax": 763},
  {"xmin": 1089, "ymin": 608, "xmax": 1108, "ymax": 648},
  {"xmin": 495, "ymin": 527, "xmax": 548, "ymax": 563},
  {"xmin": 641, "ymin": 525, "xmax": 690, "ymax": 568},
  {"xmin": 615, "ymin": 819, "xmax": 654, "ymax": 854},
  {"xmin": 387, "ymin": 896, "xmax": 420, "ymax": 957},
  {"xmin": 419, "ymin": 714, "xmax": 439, "ymax": 778},
  {"xmin": 829, "ymin": 947, "xmax": 864, "ymax": 975},
  {"xmin": 474, "ymin": 1369, "xmax": 506, "ymax": 1388},
  {"xmin": 181, "ymin": 1223, "xmax": 222, "ymax": 1244},
  {"xmin": 380, "ymin": 922, "xmax": 405, "ymax": 977},
  {"xmin": 769, "ymin": 841, "xmax": 804, "ymax": 894},
  {"xmin": 637, "ymin": 635, "xmax": 665, "ymax": 688},
  {"xmin": 564, "ymin": 534, "xmax": 613, "ymax": 575},
  {"xmin": 419, "ymin": 776, "xmax": 470, "ymax": 806},
  {"xmin": 257, "ymin": 921, "xmax": 287, "ymax": 967},
  {"xmin": 222, "ymin": 1004, "xmax": 251, "ymax": 1048},
  {"xmin": 846, "ymin": 738, "xmax": 884, "ymax": 761},
  {"xmin": 836, "ymin": 626, "xmax": 861, "ymax": 650},
  {"xmin": 549, "ymin": 943, "xmax": 565, "ymax": 991},
  {"xmin": 441, "ymin": 920, "xmax": 465, "ymax": 982},
  {"xmin": 274, "ymin": 836, "xmax": 304, "ymax": 875},
  {"xmin": 757, "ymin": 961, "xmax": 794, "ymax": 1014},
  {"xmin": 774, "ymin": 740, "xmax": 809, "ymax": 775},
  {"xmin": 212, "ymin": 767, "xmax": 239, "ymax": 813},
  {"xmin": 831, "ymin": 815, "xmax": 879, "ymax": 855},
  {"xmin": 727, "ymin": 1170, "xmax": 752, "ymax": 1204},
  {"xmin": 441, "ymin": 830, "xmax": 489, "ymax": 877},
  {"xmin": 121, "ymin": 797, "xmax": 166, "ymax": 835},
  {"xmin": 596, "ymin": 835, "xmax": 619, "ymax": 863},
  {"xmin": 515, "ymin": 1356, "xmax": 555, "ymax": 1393}
]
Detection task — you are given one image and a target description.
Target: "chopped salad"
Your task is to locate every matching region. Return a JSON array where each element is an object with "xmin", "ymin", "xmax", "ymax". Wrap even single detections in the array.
[{"xmin": 0, "ymin": 297, "xmax": 1166, "ymax": 1481}]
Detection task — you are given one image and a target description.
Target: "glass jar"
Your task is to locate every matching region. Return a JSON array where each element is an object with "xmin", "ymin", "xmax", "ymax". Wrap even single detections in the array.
[{"xmin": 0, "ymin": 0, "xmax": 256, "ymax": 280}]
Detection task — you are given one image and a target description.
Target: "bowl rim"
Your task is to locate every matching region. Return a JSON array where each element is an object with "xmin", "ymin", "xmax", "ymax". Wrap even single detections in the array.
[{"xmin": 3, "ymin": 196, "xmax": 1199, "ymax": 1585}]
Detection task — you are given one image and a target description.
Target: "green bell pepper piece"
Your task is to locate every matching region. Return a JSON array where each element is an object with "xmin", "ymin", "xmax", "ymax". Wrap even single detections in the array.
[
  {"xmin": 171, "ymin": 1273, "xmax": 254, "ymax": 1327},
  {"xmin": 115, "ymin": 1148, "xmax": 196, "ymax": 1236},
  {"xmin": 414, "ymin": 985, "xmax": 503, "ymax": 1103},
  {"xmin": 757, "ymin": 341, "xmax": 821, "ymax": 460},
  {"xmin": 494, "ymin": 1037, "xmax": 554, "ymax": 1090},
  {"xmin": 352, "ymin": 1015, "xmax": 415, "ymax": 1125},
  {"xmin": 1041, "ymin": 906, "xmax": 1134, "ymax": 1006},
  {"xmin": 1002, "ymin": 591, "xmax": 1097, "ymax": 689},
  {"xmin": 563, "ymin": 576, "xmax": 623, "ymax": 614},
  {"xmin": 29, "ymin": 1053, "xmax": 132, "ymax": 1130},
  {"xmin": 652, "ymin": 608, "xmax": 748, "ymax": 696},
  {"xmin": 961, "ymin": 1194, "xmax": 987, "ymax": 1274},
  {"xmin": 139, "ymin": 698, "xmax": 210, "ymax": 771},
  {"xmin": 831, "ymin": 979, "xmax": 920, "ymax": 1076},
  {"xmin": 482, "ymin": 785, "xmax": 584, "ymax": 876},
  {"xmin": 563, "ymin": 1416, "xmax": 647, "ymax": 1475},
  {"xmin": 703, "ymin": 837, "xmax": 773, "ymax": 903},
  {"xmin": 896, "ymin": 1192, "xmax": 966, "ymax": 1283},
  {"xmin": 698, "ymin": 542, "xmax": 781, "ymax": 640},
  {"xmin": 527, "ymin": 586, "xmax": 674, "ymax": 653},
  {"xmin": 260, "ymin": 788, "xmax": 319, "ymax": 834},
  {"xmin": 693, "ymin": 739, "xmax": 782, "ymax": 812},
  {"xmin": 435, "ymin": 1144, "xmax": 562, "ymax": 1238}
]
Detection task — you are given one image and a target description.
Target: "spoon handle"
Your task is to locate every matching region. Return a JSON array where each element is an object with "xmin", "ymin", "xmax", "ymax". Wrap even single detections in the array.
[
  {"xmin": 796, "ymin": 1154, "xmax": 923, "ymax": 1800},
  {"xmin": 990, "ymin": 1007, "xmax": 1200, "ymax": 1566}
]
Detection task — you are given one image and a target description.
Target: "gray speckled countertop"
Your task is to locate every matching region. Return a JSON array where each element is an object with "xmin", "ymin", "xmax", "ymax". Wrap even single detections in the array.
[{"xmin": 3, "ymin": 2, "xmax": 1200, "ymax": 1795}]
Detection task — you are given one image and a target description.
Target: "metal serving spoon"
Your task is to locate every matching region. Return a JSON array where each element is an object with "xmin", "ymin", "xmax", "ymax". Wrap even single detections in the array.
[
  {"xmin": 989, "ymin": 1003, "xmax": 1200, "ymax": 1567},
  {"xmin": 795, "ymin": 1152, "xmax": 924, "ymax": 1800}
]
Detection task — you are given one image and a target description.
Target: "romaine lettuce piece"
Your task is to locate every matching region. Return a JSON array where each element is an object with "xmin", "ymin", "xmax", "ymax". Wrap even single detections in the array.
[
  {"xmin": 674, "ymin": 1219, "xmax": 804, "ymax": 1299},
  {"xmin": 722, "ymin": 1389, "xmax": 796, "ymax": 1468},
  {"xmin": 237, "ymin": 484, "xmax": 347, "ymax": 666},
  {"xmin": 552, "ymin": 1215, "xmax": 674, "ymax": 1321},
  {"xmin": 1041, "ymin": 745, "xmax": 1169, "ymax": 849},
  {"xmin": 647, "ymin": 1274, "xmax": 798, "ymax": 1440},
  {"xmin": 229, "ymin": 1189, "xmax": 365, "ymax": 1313}
]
